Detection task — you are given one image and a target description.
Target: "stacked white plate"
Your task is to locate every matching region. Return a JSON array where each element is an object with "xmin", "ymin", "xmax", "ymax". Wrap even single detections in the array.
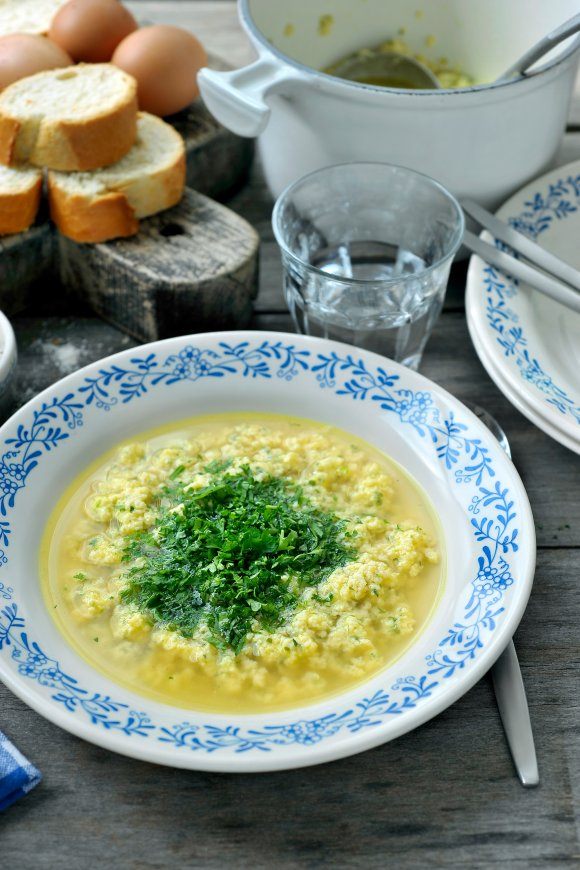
[{"xmin": 466, "ymin": 159, "xmax": 580, "ymax": 455}]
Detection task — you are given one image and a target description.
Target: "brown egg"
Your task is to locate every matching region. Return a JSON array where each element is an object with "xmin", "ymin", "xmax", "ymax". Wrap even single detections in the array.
[
  {"xmin": 0, "ymin": 34, "xmax": 72, "ymax": 90},
  {"xmin": 112, "ymin": 25, "xmax": 208, "ymax": 116},
  {"xmin": 49, "ymin": 0, "xmax": 137, "ymax": 63}
]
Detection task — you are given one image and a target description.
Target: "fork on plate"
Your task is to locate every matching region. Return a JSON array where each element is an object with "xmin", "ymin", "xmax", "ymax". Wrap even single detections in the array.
[{"xmin": 462, "ymin": 198, "xmax": 580, "ymax": 315}]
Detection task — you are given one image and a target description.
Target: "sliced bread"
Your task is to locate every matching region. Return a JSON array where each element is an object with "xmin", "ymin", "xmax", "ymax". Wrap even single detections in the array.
[
  {"xmin": 0, "ymin": 64, "xmax": 137, "ymax": 170},
  {"xmin": 0, "ymin": 163, "xmax": 42, "ymax": 234},
  {"xmin": 48, "ymin": 112, "xmax": 186, "ymax": 243},
  {"xmin": 0, "ymin": 0, "xmax": 69, "ymax": 36}
]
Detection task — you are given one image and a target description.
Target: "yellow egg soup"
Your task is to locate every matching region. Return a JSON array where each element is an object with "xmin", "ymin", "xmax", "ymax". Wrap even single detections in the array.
[{"xmin": 41, "ymin": 414, "xmax": 443, "ymax": 713}]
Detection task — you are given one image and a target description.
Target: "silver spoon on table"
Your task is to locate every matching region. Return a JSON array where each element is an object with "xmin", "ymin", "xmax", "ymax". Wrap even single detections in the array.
[
  {"xmin": 329, "ymin": 12, "xmax": 580, "ymax": 89},
  {"xmin": 467, "ymin": 403, "xmax": 539, "ymax": 787}
]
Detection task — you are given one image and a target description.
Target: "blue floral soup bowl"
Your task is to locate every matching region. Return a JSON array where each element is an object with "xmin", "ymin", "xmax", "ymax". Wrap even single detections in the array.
[{"xmin": 0, "ymin": 331, "xmax": 535, "ymax": 771}]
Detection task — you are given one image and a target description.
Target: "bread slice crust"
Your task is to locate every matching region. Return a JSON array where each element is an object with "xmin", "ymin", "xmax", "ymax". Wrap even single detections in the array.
[
  {"xmin": 48, "ymin": 183, "xmax": 139, "ymax": 242},
  {"xmin": 48, "ymin": 115, "xmax": 186, "ymax": 243},
  {"xmin": 0, "ymin": 65, "xmax": 138, "ymax": 171},
  {"xmin": 48, "ymin": 154, "xmax": 186, "ymax": 243},
  {"xmin": 0, "ymin": 172, "xmax": 42, "ymax": 235}
]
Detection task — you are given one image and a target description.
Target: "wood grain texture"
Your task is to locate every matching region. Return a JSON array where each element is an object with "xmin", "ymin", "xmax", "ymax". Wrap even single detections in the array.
[
  {"xmin": 57, "ymin": 189, "xmax": 260, "ymax": 341},
  {"xmin": 0, "ymin": 94, "xmax": 254, "ymax": 320},
  {"xmin": 178, "ymin": 98, "xmax": 254, "ymax": 199},
  {"xmin": 179, "ymin": 52, "xmax": 254, "ymax": 199},
  {"xmin": 6, "ymin": 310, "xmax": 578, "ymax": 549},
  {"xmin": 0, "ymin": 539, "xmax": 578, "ymax": 868},
  {"xmin": 0, "ymin": 216, "xmax": 54, "ymax": 315},
  {"xmin": 1, "ymin": 291, "xmax": 579, "ymax": 870},
  {"xmin": 0, "ymin": 3, "xmax": 579, "ymax": 867},
  {"xmin": 126, "ymin": 1, "xmax": 257, "ymax": 67}
]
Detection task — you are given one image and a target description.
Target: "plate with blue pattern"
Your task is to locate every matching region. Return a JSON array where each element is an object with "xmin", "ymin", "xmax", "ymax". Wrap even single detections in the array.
[
  {"xmin": 0, "ymin": 331, "xmax": 535, "ymax": 771},
  {"xmin": 466, "ymin": 160, "xmax": 580, "ymax": 453},
  {"xmin": 467, "ymin": 305, "xmax": 580, "ymax": 455}
]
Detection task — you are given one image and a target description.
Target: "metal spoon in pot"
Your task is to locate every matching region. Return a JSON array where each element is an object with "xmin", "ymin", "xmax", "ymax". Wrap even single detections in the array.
[
  {"xmin": 327, "ymin": 12, "xmax": 580, "ymax": 90},
  {"xmin": 496, "ymin": 12, "xmax": 580, "ymax": 83},
  {"xmin": 324, "ymin": 48, "xmax": 440, "ymax": 90}
]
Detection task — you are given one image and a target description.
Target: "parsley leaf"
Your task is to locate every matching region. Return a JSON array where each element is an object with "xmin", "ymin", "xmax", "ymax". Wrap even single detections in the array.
[{"xmin": 120, "ymin": 466, "xmax": 355, "ymax": 654}]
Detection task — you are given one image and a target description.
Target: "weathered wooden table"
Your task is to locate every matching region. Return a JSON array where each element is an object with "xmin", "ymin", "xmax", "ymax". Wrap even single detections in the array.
[{"xmin": 2, "ymin": 3, "xmax": 580, "ymax": 867}]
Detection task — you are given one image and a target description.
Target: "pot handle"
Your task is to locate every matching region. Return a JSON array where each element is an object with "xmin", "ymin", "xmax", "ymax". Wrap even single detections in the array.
[{"xmin": 198, "ymin": 57, "xmax": 303, "ymax": 137}]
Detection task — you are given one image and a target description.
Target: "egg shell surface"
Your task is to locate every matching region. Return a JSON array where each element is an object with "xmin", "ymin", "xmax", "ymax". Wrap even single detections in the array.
[{"xmin": 112, "ymin": 24, "xmax": 207, "ymax": 116}]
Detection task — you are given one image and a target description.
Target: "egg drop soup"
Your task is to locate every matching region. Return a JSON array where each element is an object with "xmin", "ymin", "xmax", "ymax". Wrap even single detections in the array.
[{"xmin": 42, "ymin": 414, "xmax": 443, "ymax": 712}]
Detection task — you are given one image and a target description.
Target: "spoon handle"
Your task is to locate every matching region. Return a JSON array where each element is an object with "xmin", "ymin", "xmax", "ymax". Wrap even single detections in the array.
[
  {"xmin": 491, "ymin": 640, "xmax": 539, "ymax": 787},
  {"xmin": 498, "ymin": 12, "xmax": 580, "ymax": 81},
  {"xmin": 463, "ymin": 229, "xmax": 580, "ymax": 314},
  {"xmin": 462, "ymin": 198, "xmax": 580, "ymax": 292}
]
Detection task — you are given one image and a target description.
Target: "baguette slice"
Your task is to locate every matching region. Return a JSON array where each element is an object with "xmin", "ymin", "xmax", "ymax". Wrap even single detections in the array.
[
  {"xmin": 0, "ymin": 64, "xmax": 137, "ymax": 171},
  {"xmin": 0, "ymin": 0, "xmax": 69, "ymax": 36},
  {"xmin": 0, "ymin": 163, "xmax": 42, "ymax": 234},
  {"xmin": 48, "ymin": 112, "xmax": 186, "ymax": 243}
]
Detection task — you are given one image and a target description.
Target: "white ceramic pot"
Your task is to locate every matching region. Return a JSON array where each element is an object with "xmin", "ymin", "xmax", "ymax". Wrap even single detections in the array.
[{"xmin": 199, "ymin": 0, "xmax": 580, "ymax": 207}]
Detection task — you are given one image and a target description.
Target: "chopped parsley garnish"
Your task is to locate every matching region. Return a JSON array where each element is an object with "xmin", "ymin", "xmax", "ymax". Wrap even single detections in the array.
[{"xmin": 120, "ymin": 466, "xmax": 356, "ymax": 654}]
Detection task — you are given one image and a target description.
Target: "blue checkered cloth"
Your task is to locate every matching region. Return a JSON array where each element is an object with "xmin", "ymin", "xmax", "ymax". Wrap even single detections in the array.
[{"xmin": 0, "ymin": 730, "xmax": 41, "ymax": 811}]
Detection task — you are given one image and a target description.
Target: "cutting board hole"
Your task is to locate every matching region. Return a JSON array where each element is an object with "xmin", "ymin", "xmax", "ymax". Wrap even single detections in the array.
[{"xmin": 160, "ymin": 223, "xmax": 186, "ymax": 238}]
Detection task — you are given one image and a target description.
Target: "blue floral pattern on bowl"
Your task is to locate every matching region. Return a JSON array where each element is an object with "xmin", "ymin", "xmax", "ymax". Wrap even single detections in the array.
[
  {"xmin": 480, "ymin": 172, "xmax": 580, "ymax": 427},
  {"xmin": 0, "ymin": 336, "xmax": 529, "ymax": 761}
]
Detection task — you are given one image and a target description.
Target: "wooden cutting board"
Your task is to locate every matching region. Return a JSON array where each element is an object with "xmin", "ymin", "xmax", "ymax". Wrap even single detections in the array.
[
  {"xmin": 177, "ymin": 100, "xmax": 254, "ymax": 201},
  {"xmin": 58, "ymin": 189, "xmax": 259, "ymax": 342},
  {"xmin": 0, "ymin": 63, "xmax": 258, "ymax": 340},
  {"xmin": 0, "ymin": 216, "xmax": 54, "ymax": 316}
]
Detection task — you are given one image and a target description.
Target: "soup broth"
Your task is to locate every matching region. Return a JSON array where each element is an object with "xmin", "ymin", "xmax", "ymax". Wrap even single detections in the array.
[{"xmin": 42, "ymin": 414, "xmax": 443, "ymax": 713}]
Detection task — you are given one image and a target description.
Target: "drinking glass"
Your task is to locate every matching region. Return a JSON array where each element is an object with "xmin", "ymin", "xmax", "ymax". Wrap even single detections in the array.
[{"xmin": 272, "ymin": 163, "xmax": 464, "ymax": 370}]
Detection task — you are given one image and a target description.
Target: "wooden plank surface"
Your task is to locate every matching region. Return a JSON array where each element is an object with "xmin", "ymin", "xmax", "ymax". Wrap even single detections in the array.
[
  {"xmin": 5, "ymin": 308, "xmax": 580, "ymax": 550},
  {"xmin": 126, "ymin": 0, "xmax": 256, "ymax": 67},
  {"xmin": 0, "ymin": 533, "xmax": 579, "ymax": 868},
  {"xmin": 57, "ymin": 188, "xmax": 260, "ymax": 341},
  {"xmin": 1, "ymin": 2, "xmax": 580, "ymax": 868}
]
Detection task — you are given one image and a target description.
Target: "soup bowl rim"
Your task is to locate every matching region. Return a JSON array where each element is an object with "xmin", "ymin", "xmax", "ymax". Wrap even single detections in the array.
[{"xmin": 0, "ymin": 330, "xmax": 535, "ymax": 771}]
